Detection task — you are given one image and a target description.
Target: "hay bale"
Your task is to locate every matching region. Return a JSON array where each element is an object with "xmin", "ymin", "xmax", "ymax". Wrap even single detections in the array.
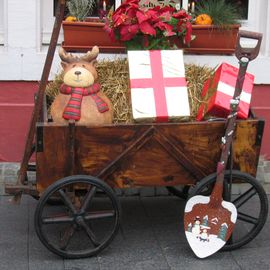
[
  {"xmin": 185, "ymin": 63, "xmax": 214, "ymax": 119},
  {"xmin": 45, "ymin": 59, "xmax": 214, "ymax": 123},
  {"xmin": 96, "ymin": 59, "xmax": 132, "ymax": 123}
]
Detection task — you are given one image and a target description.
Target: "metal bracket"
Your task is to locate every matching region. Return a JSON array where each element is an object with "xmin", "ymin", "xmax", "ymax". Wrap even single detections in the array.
[
  {"xmin": 255, "ymin": 119, "xmax": 265, "ymax": 146},
  {"xmin": 36, "ymin": 125, "xmax": 44, "ymax": 152}
]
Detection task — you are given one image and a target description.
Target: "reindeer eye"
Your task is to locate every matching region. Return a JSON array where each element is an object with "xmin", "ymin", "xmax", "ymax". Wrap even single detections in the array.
[
  {"xmin": 82, "ymin": 64, "xmax": 86, "ymax": 68},
  {"xmin": 72, "ymin": 64, "xmax": 76, "ymax": 68}
]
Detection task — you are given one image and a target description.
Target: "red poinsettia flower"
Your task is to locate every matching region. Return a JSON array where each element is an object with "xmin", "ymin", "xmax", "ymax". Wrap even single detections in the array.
[
  {"xmin": 158, "ymin": 5, "xmax": 175, "ymax": 15},
  {"xmin": 146, "ymin": 9, "xmax": 159, "ymax": 22},
  {"xmin": 126, "ymin": 7, "xmax": 137, "ymax": 19},
  {"xmin": 112, "ymin": 13, "xmax": 129, "ymax": 27},
  {"xmin": 159, "ymin": 10, "xmax": 172, "ymax": 22},
  {"xmin": 104, "ymin": 0, "xmax": 194, "ymax": 49},
  {"xmin": 184, "ymin": 21, "xmax": 192, "ymax": 44},
  {"xmin": 136, "ymin": 10, "xmax": 150, "ymax": 25},
  {"xmin": 119, "ymin": 24, "xmax": 140, "ymax": 41},
  {"xmin": 154, "ymin": 20, "xmax": 174, "ymax": 36},
  {"xmin": 172, "ymin": 9, "xmax": 191, "ymax": 20},
  {"xmin": 139, "ymin": 21, "xmax": 156, "ymax": 36},
  {"xmin": 103, "ymin": 20, "xmax": 116, "ymax": 41},
  {"xmin": 115, "ymin": 0, "xmax": 138, "ymax": 12}
]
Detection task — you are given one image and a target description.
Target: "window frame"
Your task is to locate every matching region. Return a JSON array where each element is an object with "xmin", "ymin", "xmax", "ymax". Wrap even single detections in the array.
[
  {"xmin": 42, "ymin": 0, "xmax": 63, "ymax": 45},
  {"xmin": 0, "ymin": 0, "xmax": 6, "ymax": 45}
]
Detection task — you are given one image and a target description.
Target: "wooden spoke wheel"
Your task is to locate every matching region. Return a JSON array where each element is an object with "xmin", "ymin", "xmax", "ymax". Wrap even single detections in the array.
[
  {"xmin": 189, "ymin": 170, "xmax": 268, "ymax": 251},
  {"xmin": 34, "ymin": 175, "xmax": 121, "ymax": 259}
]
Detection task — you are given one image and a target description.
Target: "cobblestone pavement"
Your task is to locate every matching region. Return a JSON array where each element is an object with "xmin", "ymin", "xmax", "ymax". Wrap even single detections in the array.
[{"xmin": 0, "ymin": 194, "xmax": 269, "ymax": 270}]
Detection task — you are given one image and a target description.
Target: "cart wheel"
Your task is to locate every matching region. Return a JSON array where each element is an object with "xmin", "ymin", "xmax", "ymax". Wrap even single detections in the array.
[
  {"xmin": 34, "ymin": 175, "xmax": 121, "ymax": 259},
  {"xmin": 166, "ymin": 186, "xmax": 190, "ymax": 199},
  {"xmin": 189, "ymin": 170, "xmax": 268, "ymax": 251}
]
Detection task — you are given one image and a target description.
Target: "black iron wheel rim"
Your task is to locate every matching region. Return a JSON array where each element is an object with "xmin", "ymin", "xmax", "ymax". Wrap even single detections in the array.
[
  {"xmin": 190, "ymin": 170, "xmax": 268, "ymax": 251},
  {"xmin": 166, "ymin": 186, "xmax": 190, "ymax": 199},
  {"xmin": 34, "ymin": 175, "xmax": 121, "ymax": 259}
]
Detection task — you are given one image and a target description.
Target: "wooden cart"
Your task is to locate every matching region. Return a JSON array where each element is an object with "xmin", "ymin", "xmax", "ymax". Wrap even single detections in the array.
[{"xmin": 5, "ymin": 0, "xmax": 268, "ymax": 259}]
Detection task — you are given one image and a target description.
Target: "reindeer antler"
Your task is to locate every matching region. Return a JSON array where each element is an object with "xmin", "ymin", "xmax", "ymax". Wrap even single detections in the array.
[
  {"xmin": 80, "ymin": 46, "xmax": 99, "ymax": 62},
  {"xmin": 59, "ymin": 46, "xmax": 99, "ymax": 63},
  {"xmin": 59, "ymin": 47, "xmax": 79, "ymax": 63}
]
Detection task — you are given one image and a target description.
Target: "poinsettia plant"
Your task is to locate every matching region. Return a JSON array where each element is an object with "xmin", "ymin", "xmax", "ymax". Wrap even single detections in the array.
[{"xmin": 104, "ymin": 0, "xmax": 193, "ymax": 50}]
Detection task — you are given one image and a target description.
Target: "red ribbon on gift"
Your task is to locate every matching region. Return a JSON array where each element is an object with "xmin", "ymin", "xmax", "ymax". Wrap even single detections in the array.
[{"xmin": 130, "ymin": 50, "xmax": 187, "ymax": 122}]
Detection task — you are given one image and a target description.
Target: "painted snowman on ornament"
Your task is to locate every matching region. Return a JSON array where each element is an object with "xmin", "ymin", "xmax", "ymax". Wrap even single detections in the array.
[
  {"xmin": 191, "ymin": 217, "xmax": 201, "ymax": 238},
  {"xmin": 50, "ymin": 46, "xmax": 113, "ymax": 125}
]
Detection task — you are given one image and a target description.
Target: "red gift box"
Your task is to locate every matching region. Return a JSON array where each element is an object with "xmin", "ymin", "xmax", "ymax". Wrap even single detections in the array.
[{"xmin": 197, "ymin": 62, "xmax": 255, "ymax": 120}]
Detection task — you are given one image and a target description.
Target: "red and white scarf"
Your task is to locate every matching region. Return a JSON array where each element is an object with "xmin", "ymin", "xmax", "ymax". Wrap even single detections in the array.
[{"xmin": 60, "ymin": 83, "xmax": 109, "ymax": 121}]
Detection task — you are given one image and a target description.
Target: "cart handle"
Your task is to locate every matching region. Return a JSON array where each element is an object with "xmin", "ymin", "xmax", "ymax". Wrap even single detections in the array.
[{"xmin": 235, "ymin": 30, "xmax": 262, "ymax": 61}]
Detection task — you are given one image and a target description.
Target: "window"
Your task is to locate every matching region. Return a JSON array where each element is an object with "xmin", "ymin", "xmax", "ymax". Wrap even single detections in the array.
[
  {"xmin": 53, "ymin": 0, "xmax": 116, "ymax": 18},
  {"xmin": 184, "ymin": 0, "xmax": 249, "ymax": 19},
  {"xmin": 0, "ymin": 0, "xmax": 4, "ymax": 44},
  {"xmin": 43, "ymin": 0, "xmax": 119, "ymax": 44},
  {"xmin": 225, "ymin": 0, "xmax": 249, "ymax": 19}
]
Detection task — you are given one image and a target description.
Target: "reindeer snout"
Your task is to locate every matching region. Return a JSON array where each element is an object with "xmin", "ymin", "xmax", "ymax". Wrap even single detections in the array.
[{"xmin": 75, "ymin": 71, "xmax": 81, "ymax": 76}]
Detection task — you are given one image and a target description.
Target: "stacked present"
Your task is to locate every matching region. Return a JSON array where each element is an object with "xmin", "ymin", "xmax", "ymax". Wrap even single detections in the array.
[
  {"xmin": 127, "ymin": 50, "xmax": 190, "ymax": 122},
  {"xmin": 196, "ymin": 62, "xmax": 255, "ymax": 121}
]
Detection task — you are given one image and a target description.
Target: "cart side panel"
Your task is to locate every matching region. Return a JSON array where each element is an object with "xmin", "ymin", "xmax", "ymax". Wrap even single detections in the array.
[
  {"xmin": 36, "ymin": 120, "xmax": 262, "ymax": 193},
  {"xmin": 233, "ymin": 119, "xmax": 264, "ymax": 174},
  {"xmin": 36, "ymin": 124, "xmax": 71, "ymax": 192}
]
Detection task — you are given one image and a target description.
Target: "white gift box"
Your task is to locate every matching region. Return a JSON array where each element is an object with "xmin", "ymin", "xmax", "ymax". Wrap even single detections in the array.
[{"xmin": 127, "ymin": 50, "xmax": 190, "ymax": 122}]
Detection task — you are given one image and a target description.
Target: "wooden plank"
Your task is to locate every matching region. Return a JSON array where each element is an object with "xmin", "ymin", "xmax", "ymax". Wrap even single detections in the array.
[
  {"xmin": 232, "ymin": 120, "xmax": 263, "ymax": 176},
  {"xmin": 36, "ymin": 124, "xmax": 71, "ymax": 192}
]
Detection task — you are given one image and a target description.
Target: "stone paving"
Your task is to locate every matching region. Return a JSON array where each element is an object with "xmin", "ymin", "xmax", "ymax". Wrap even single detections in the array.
[
  {"xmin": 0, "ymin": 159, "xmax": 270, "ymax": 269},
  {"xmin": 0, "ymin": 194, "xmax": 269, "ymax": 270}
]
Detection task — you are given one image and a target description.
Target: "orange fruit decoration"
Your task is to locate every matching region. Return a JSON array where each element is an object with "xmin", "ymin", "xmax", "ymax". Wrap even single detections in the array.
[
  {"xmin": 195, "ymin": 14, "xmax": 213, "ymax": 25},
  {"xmin": 65, "ymin": 16, "xmax": 77, "ymax": 22}
]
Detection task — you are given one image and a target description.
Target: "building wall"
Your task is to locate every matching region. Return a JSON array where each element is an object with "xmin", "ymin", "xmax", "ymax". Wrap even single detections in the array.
[
  {"xmin": 251, "ymin": 85, "xmax": 270, "ymax": 160},
  {"xmin": 0, "ymin": 0, "xmax": 270, "ymax": 82}
]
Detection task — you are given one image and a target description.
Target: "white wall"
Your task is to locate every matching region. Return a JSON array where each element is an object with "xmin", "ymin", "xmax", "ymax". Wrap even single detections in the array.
[{"xmin": 0, "ymin": 0, "xmax": 270, "ymax": 83}]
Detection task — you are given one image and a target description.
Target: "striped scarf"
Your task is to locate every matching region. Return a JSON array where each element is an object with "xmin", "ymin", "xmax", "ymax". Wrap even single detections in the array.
[{"xmin": 60, "ymin": 83, "xmax": 109, "ymax": 121}]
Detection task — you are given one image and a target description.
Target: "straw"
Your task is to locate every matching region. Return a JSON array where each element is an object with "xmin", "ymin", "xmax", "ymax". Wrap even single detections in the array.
[{"xmin": 45, "ymin": 59, "xmax": 214, "ymax": 123}]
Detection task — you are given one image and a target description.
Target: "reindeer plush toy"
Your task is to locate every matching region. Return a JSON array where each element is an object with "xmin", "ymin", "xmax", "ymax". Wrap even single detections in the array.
[{"xmin": 50, "ymin": 46, "xmax": 113, "ymax": 125}]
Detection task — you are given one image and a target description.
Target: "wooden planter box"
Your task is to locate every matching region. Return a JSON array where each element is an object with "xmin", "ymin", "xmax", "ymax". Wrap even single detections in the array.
[
  {"xmin": 183, "ymin": 24, "xmax": 241, "ymax": 54},
  {"xmin": 62, "ymin": 20, "xmax": 126, "ymax": 53},
  {"xmin": 62, "ymin": 21, "xmax": 240, "ymax": 55}
]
